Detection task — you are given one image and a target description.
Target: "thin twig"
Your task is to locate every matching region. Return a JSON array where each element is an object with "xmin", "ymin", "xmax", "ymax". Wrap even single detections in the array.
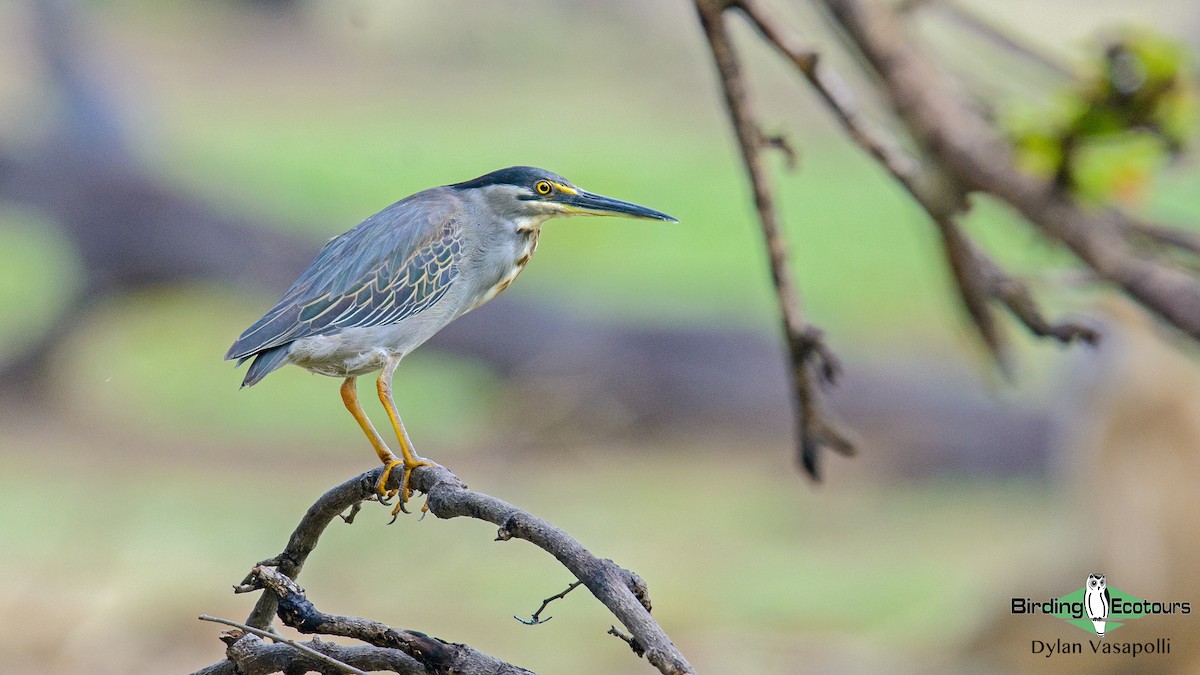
[
  {"xmin": 934, "ymin": 212, "xmax": 1100, "ymax": 368},
  {"xmin": 514, "ymin": 580, "xmax": 584, "ymax": 625},
  {"xmin": 989, "ymin": 273, "xmax": 1100, "ymax": 345},
  {"xmin": 198, "ymin": 614, "xmax": 369, "ymax": 675},
  {"xmin": 738, "ymin": 0, "xmax": 933, "ymax": 201}
]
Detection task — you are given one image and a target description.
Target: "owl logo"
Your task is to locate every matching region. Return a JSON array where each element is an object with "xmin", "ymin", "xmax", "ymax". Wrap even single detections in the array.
[{"xmin": 1084, "ymin": 573, "xmax": 1111, "ymax": 638}]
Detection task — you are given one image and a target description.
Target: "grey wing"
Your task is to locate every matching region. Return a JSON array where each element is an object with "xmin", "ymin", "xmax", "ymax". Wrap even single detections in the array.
[{"xmin": 226, "ymin": 194, "xmax": 464, "ymax": 363}]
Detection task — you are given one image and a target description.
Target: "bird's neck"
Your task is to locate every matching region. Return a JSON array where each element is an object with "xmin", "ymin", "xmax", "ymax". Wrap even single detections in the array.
[{"xmin": 513, "ymin": 215, "xmax": 549, "ymax": 234}]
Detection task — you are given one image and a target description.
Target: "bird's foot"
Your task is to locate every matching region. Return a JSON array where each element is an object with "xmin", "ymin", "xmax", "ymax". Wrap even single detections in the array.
[{"xmin": 376, "ymin": 456, "xmax": 439, "ymax": 519}]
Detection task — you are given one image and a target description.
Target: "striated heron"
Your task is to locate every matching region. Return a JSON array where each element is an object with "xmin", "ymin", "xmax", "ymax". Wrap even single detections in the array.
[{"xmin": 226, "ymin": 166, "xmax": 676, "ymax": 515}]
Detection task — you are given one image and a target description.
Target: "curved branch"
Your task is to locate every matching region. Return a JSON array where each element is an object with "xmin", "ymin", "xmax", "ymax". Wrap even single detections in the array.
[
  {"xmin": 200, "ymin": 464, "xmax": 694, "ymax": 675},
  {"xmin": 417, "ymin": 466, "xmax": 694, "ymax": 675}
]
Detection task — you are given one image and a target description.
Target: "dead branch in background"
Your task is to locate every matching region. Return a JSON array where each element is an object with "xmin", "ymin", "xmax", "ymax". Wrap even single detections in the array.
[
  {"xmin": 819, "ymin": 0, "xmax": 1200, "ymax": 339},
  {"xmin": 732, "ymin": 0, "xmax": 1100, "ymax": 359},
  {"xmin": 193, "ymin": 464, "xmax": 695, "ymax": 675},
  {"xmin": 696, "ymin": 0, "xmax": 855, "ymax": 480},
  {"xmin": 693, "ymin": 0, "xmax": 1200, "ymax": 470}
]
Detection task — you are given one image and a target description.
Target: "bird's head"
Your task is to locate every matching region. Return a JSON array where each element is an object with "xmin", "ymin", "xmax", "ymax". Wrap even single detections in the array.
[{"xmin": 451, "ymin": 166, "xmax": 677, "ymax": 230}]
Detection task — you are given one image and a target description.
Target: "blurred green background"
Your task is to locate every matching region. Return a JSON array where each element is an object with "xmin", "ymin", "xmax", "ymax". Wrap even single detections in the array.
[{"xmin": 1, "ymin": 1, "xmax": 1199, "ymax": 673}]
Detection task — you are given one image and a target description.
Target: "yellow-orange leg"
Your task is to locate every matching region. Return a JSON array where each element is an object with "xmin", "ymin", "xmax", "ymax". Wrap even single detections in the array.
[
  {"xmin": 340, "ymin": 377, "xmax": 402, "ymax": 501},
  {"xmin": 377, "ymin": 360, "xmax": 439, "ymax": 516}
]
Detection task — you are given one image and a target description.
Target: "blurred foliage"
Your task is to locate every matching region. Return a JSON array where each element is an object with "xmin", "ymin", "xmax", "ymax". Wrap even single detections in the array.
[{"xmin": 1007, "ymin": 27, "xmax": 1199, "ymax": 204}]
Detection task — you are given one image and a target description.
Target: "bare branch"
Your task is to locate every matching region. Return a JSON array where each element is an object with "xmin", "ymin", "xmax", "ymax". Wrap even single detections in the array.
[
  {"xmin": 933, "ymin": 217, "xmax": 1009, "ymax": 370},
  {"xmin": 417, "ymin": 467, "xmax": 689, "ymax": 673},
  {"xmin": 197, "ymin": 615, "xmax": 369, "ymax": 675},
  {"xmin": 698, "ymin": 0, "xmax": 1097, "ymax": 436},
  {"xmin": 191, "ymin": 634, "xmax": 424, "ymax": 675},
  {"xmin": 203, "ymin": 464, "xmax": 694, "ymax": 675},
  {"xmin": 240, "ymin": 565, "xmax": 532, "ymax": 674},
  {"xmin": 737, "ymin": 0, "xmax": 934, "ymax": 201},
  {"xmin": 724, "ymin": 0, "xmax": 1098, "ymax": 368},
  {"xmin": 935, "ymin": 215, "xmax": 1099, "ymax": 367},
  {"xmin": 820, "ymin": 0, "xmax": 1200, "ymax": 342},
  {"xmin": 986, "ymin": 268, "xmax": 1100, "ymax": 346},
  {"xmin": 695, "ymin": 0, "xmax": 856, "ymax": 480}
]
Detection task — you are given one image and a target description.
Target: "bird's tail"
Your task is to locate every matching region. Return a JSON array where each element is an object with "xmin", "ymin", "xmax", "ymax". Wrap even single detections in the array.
[
  {"xmin": 1092, "ymin": 620, "xmax": 1106, "ymax": 639},
  {"xmin": 240, "ymin": 344, "xmax": 292, "ymax": 388}
]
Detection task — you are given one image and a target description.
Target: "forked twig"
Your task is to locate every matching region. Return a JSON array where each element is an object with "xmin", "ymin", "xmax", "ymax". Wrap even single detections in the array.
[{"xmin": 514, "ymin": 580, "xmax": 584, "ymax": 625}]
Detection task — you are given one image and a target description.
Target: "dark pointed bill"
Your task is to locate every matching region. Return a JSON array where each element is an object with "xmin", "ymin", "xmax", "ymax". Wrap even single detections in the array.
[{"xmin": 563, "ymin": 190, "xmax": 678, "ymax": 222}]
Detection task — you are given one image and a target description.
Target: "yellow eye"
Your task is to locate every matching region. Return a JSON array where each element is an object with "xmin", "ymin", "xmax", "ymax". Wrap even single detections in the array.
[{"xmin": 535, "ymin": 181, "xmax": 552, "ymax": 195}]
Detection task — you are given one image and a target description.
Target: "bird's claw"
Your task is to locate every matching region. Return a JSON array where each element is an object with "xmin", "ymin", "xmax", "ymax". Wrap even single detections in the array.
[
  {"xmin": 392, "ymin": 495, "xmax": 430, "ymax": 523},
  {"xmin": 376, "ymin": 459, "xmax": 402, "ymax": 496},
  {"xmin": 379, "ymin": 456, "xmax": 439, "ymax": 521}
]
